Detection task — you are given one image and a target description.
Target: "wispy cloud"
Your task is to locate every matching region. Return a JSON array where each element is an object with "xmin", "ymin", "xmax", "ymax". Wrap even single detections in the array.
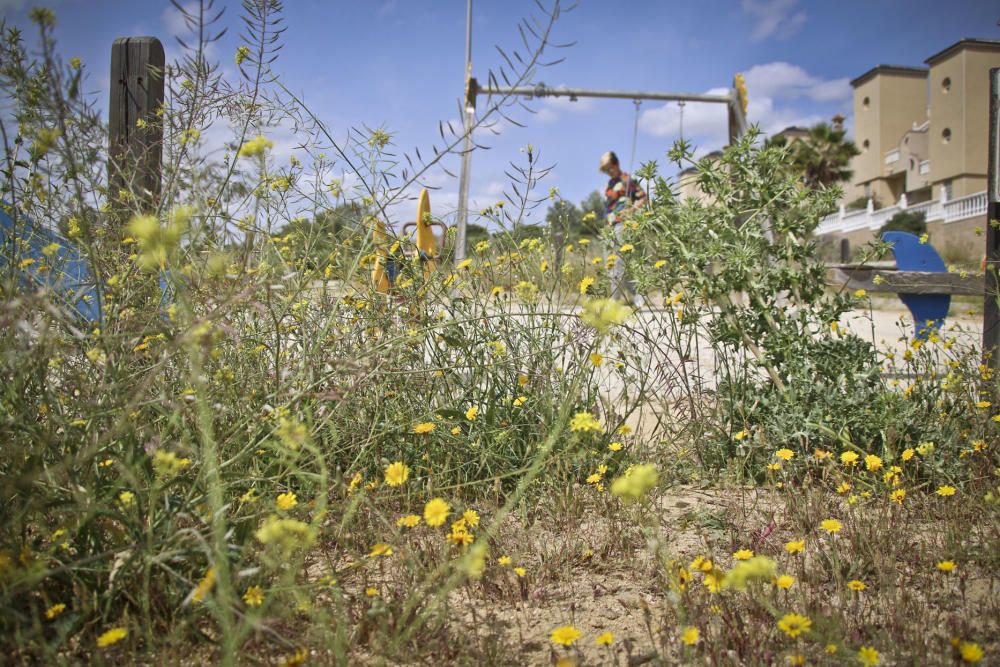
[{"xmin": 741, "ymin": 0, "xmax": 807, "ymax": 42}]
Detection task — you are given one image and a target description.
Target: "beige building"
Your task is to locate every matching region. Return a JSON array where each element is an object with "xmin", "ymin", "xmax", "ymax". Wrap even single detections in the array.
[
  {"xmin": 849, "ymin": 65, "xmax": 929, "ymax": 207},
  {"xmin": 818, "ymin": 39, "xmax": 1000, "ymax": 261}
]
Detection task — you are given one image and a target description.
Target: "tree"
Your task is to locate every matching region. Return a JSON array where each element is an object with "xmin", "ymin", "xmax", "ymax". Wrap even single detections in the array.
[
  {"xmin": 879, "ymin": 210, "xmax": 926, "ymax": 236},
  {"xmin": 465, "ymin": 223, "xmax": 490, "ymax": 247},
  {"xmin": 766, "ymin": 123, "xmax": 860, "ymax": 189},
  {"xmin": 545, "ymin": 199, "xmax": 582, "ymax": 239},
  {"xmin": 276, "ymin": 203, "xmax": 362, "ymax": 267},
  {"xmin": 578, "ymin": 190, "xmax": 605, "ymax": 237},
  {"xmin": 542, "ymin": 190, "xmax": 605, "ymax": 241}
]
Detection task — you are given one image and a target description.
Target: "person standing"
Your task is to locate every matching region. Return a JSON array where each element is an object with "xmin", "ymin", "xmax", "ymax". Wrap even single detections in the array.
[{"xmin": 599, "ymin": 150, "xmax": 646, "ymax": 306}]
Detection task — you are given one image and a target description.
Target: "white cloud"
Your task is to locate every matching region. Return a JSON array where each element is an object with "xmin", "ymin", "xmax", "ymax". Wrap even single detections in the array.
[
  {"xmin": 161, "ymin": 3, "xmax": 195, "ymax": 38},
  {"xmin": 743, "ymin": 62, "xmax": 850, "ymax": 103},
  {"xmin": 534, "ymin": 107, "xmax": 559, "ymax": 123},
  {"xmin": 639, "ymin": 63, "xmax": 847, "ymax": 153},
  {"xmin": 638, "ymin": 87, "xmax": 730, "ymax": 148},
  {"xmin": 741, "ymin": 0, "xmax": 806, "ymax": 42}
]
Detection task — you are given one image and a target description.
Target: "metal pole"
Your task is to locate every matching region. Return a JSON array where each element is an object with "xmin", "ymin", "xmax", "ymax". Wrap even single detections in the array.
[
  {"xmin": 678, "ymin": 100, "xmax": 686, "ymax": 142},
  {"xmin": 455, "ymin": 0, "xmax": 474, "ymax": 265},
  {"xmin": 481, "ymin": 84, "xmax": 732, "ymax": 105},
  {"xmin": 983, "ymin": 67, "xmax": 1000, "ymax": 372}
]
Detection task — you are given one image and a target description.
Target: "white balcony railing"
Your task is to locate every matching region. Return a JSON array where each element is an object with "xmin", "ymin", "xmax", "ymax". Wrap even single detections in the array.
[
  {"xmin": 815, "ymin": 189, "xmax": 987, "ymax": 236},
  {"xmin": 884, "ymin": 149, "xmax": 900, "ymax": 165},
  {"xmin": 944, "ymin": 191, "xmax": 988, "ymax": 223}
]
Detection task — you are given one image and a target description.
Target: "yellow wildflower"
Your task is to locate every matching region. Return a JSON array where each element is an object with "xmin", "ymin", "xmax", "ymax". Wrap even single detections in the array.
[
  {"xmin": 276, "ymin": 492, "xmax": 298, "ymax": 510},
  {"xmin": 97, "ymin": 627, "xmax": 128, "ymax": 648},
  {"xmin": 384, "ymin": 461, "xmax": 410, "ymax": 487},
  {"xmin": 569, "ymin": 412, "xmax": 603, "ymax": 433},
  {"xmin": 424, "ymin": 498, "xmax": 450, "ymax": 527},
  {"xmin": 959, "ymin": 641, "xmax": 984, "ymax": 663},
  {"xmin": 369, "ymin": 543, "xmax": 393, "ymax": 557},
  {"xmin": 238, "ymin": 134, "xmax": 274, "ymax": 159},
  {"xmin": 785, "ymin": 539, "xmax": 805, "ymax": 554},
  {"xmin": 820, "ymin": 518, "xmax": 843, "ymax": 534},
  {"xmin": 579, "ymin": 298, "xmax": 631, "ymax": 333},
  {"xmin": 243, "ymin": 586, "xmax": 264, "ymax": 607},
  {"xmin": 776, "ymin": 613, "xmax": 811, "ymax": 638},
  {"xmin": 549, "ymin": 625, "xmax": 582, "ymax": 646},
  {"xmin": 858, "ymin": 646, "xmax": 880, "ymax": 666},
  {"xmin": 413, "ymin": 421, "xmax": 436, "ymax": 434},
  {"xmin": 610, "ymin": 464, "xmax": 658, "ymax": 502}
]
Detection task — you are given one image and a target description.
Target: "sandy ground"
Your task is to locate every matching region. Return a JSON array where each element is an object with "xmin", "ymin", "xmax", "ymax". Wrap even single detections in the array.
[{"xmin": 451, "ymin": 487, "xmax": 779, "ymax": 666}]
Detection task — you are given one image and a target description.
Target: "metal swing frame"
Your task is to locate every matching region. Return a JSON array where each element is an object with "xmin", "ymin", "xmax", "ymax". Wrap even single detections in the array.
[{"xmin": 453, "ymin": 76, "xmax": 750, "ymax": 265}]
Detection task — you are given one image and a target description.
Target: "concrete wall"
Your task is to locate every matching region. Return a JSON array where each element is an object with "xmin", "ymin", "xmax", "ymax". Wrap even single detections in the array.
[
  {"xmin": 826, "ymin": 214, "xmax": 987, "ymax": 264},
  {"xmin": 926, "ymin": 215, "xmax": 987, "ymax": 264}
]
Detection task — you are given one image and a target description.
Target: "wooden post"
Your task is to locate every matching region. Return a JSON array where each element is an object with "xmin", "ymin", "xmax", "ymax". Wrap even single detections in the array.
[
  {"xmin": 984, "ymin": 68, "xmax": 1000, "ymax": 371},
  {"xmin": 108, "ymin": 37, "xmax": 165, "ymax": 213}
]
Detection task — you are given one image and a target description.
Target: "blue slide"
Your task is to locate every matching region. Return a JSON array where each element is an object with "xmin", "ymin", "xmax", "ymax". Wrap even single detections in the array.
[{"xmin": 881, "ymin": 231, "xmax": 950, "ymax": 338}]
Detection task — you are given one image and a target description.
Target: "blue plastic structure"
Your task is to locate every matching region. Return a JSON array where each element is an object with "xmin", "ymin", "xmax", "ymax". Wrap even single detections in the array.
[
  {"xmin": 880, "ymin": 231, "xmax": 949, "ymax": 338},
  {"xmin": 0, "ymin": 205, "xmax": 102, "ymax": 322},
  {"xmin": 0, "ymin": 204, "xmax": 171, "ymax": 323}
]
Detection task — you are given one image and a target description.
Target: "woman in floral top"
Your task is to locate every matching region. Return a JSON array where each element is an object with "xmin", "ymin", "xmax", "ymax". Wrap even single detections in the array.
[
  {"xmin": 600, "ymin": 151, "xmax": 646, "ymax": 225},
  {"xmin": 599, "ymin": 151, "xmax": 646, "ymax": 306}
]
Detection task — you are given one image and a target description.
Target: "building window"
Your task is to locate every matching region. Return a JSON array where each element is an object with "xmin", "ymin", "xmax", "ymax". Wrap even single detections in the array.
[
  {"xmin": 942, "ymin": 128, "xmax": 952, "ymax": 144},
  {"xmin": 942, "ymin": 180, "xmax": 952, "ymax": 201},
  {"xmin": 942, "ymin": 77, "xmax": 951, "ymax": 93},
  {"xmin": 862, "ymin": 96, "xmax": 870, "ymax": 110},
  {"xmin": 864, "ymin": 183, "xmax": 872, "ymax": 198}
]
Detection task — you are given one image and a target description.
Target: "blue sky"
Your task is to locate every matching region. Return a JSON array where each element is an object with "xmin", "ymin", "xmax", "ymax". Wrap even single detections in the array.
[{"xmin": 2, "ymin": 0, "xmax": 998, "ymax": 227}]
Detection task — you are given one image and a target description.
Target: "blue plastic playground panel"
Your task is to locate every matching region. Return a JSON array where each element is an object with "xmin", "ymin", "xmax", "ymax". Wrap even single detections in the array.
[
  {"xmin": 0, "ymin": 204, "xmax": 171, "ymax": 323},
  {"xmin": 0, "ymin": 205, "xmax": 102, "ymax": 321},
  {"xmin": 880, "ymin": 231, "xmax": 950, "ymax": 338}
]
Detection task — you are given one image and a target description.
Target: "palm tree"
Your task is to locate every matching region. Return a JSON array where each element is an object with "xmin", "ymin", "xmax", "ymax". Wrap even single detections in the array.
[
  {"xmin": 788, "ymin": 123, "xmax": 860, "ymax": 189},
  {"xmin": 765, "ymin": 123, "xmax": 860, "ymax": 189}
]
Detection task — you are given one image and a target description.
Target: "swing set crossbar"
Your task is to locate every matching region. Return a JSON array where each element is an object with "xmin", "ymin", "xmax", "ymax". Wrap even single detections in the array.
[{"xmin": 478, "ymin": 83, "xmax": 733, "ymax": 105}]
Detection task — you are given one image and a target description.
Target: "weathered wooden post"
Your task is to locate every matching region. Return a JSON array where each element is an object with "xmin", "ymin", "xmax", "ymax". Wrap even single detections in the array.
[
  {"xmin": 108, "ymin": 37, "xmax": 165, "ymax": 214},
  {"xmin": 984, "ymin": 67, "xmax": 1000, "ymax": 371}
]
